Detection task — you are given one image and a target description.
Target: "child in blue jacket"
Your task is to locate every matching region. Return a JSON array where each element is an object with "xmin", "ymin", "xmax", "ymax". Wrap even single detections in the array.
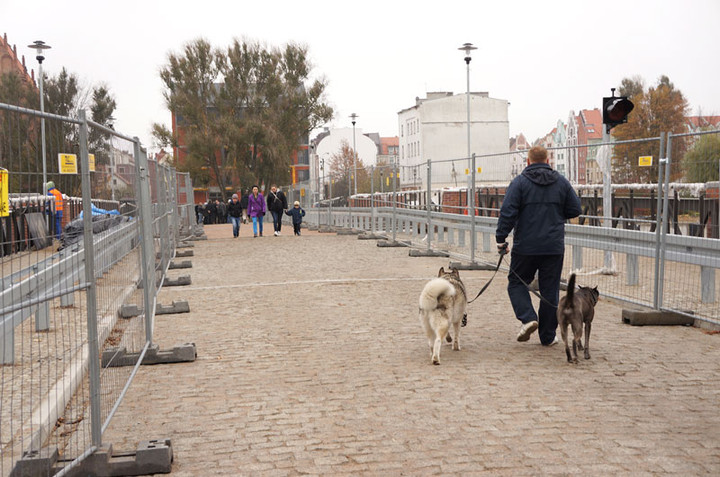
[{"xmin": 284, "ymin": 201, "xmax": 306, "ymax": 236}]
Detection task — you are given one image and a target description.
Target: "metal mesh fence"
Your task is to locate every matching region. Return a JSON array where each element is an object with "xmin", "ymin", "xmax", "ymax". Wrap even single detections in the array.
[
  {"xmin": 305, "ymin": 130, "xmax": 720, "ymax": 325},
  {"xmin": 0, "ymin": 102, "xmax": 191, "ymax": 476}
]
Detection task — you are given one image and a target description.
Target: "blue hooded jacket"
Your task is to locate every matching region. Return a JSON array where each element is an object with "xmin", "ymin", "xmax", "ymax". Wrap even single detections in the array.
[{"xmin": 495, "ymin": 163, "xmax": 581, "ymax": 255}]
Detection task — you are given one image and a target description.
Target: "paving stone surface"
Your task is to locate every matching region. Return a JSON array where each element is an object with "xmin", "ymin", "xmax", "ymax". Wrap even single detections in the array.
[{"xmin": 102, "ymin": 224, "xmax": 720, "ymax": 476}]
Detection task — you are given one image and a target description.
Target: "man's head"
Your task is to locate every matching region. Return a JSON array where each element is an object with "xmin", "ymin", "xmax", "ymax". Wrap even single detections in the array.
[
  {"xmin": 271, "ymin": 184, "xmax": 277, "ymax": 193},
  {"xmin": 232, "ymin": 194, "xmax": 238, "ymax": 201},
  {"xmin": 527, "ymin": 146, "xmax": 549, "ymax": 164},
  {"xmin": 294, "ymin": 201, "xmax": 300, "ymax": 208}
]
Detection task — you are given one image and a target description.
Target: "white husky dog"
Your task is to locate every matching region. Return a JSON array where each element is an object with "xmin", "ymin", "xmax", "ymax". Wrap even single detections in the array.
[{"xmin": 419, "ymin": 267, "xmax": 468, "ymax": 365}]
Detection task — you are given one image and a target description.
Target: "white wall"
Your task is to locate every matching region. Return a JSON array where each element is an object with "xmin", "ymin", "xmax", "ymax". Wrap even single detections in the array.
[{"xmin": 398, "ymin": 93, "xmax": 510, "ymax": 189}]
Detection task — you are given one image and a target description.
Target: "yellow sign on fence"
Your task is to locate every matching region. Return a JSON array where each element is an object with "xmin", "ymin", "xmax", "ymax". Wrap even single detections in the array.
[
  {"xmin": 89, "ymin": 153, "xmax": 96, "ymax": 172},
  {"xmin": 58, "ymin": 153, "xmax": 78, "ymax": 174},
  {"xmin": 0, "ymin": 168, "xmax": 8, "ymax": 217},
  {"xmin": 638, "ymin": 156, "xmax": 653, "ymax": 167}
]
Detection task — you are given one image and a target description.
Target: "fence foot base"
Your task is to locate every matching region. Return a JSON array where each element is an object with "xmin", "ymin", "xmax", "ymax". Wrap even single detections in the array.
[
  {"xmin": 157, "ymin": 300, "xmax": 190, "ymax": 314},
  {"xmin": 57, "ymin": 439, "xmax": 173, "ymax": 476},
  {"xmin": 175, "ymin": 249, "xmax": 194, "ymax": 257},
  {"xmin": 165, "ymin": 275, "xmax": 192, "ymax": 287},
  {"xmin": 336, "ymin": 229, "xmax": 361, "ymax": 235},
  {"xmin": 377, "ymin": 240, "xmax": 410, "ymax": 248},
  {"xmin": 122, "ymin": 301, "xmax": 190, "ymax": 318},
  {"xmin": 102, "ymin": 343, "xmax": 197, "ymax": 367},
  {"xmin": 409, "ymin": 249, "xmax": 449, "ymax": 257},
  {"xmin": 169, "ymin": 260, "xmax": 192, "ymax": 269},
  {"xmin": 10, "ymin": 446, "xmax": 58, "ymax": 477},
  {"xmin": 318, "ymin": 226, "xmax": 336, "ymax": 233},
  {"xmin": 176, "ymin": 241, "xmax": 195, "ymax": 249},
  {"xmin": 621, "ymin": 308, "xmax": 695, "ymax": 326},
  {"xmin": 449, "ymin": 261, "xmax": 497, "ymax": 271},
  {"xmin": 358, "ymin": 233, "xmax": 385, "ymax": 240}
]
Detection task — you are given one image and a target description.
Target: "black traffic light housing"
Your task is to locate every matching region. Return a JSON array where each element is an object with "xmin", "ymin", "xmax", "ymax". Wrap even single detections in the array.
[{"xmin": 602, "ymin": 88, "xmax": 634, "ymax": 133}]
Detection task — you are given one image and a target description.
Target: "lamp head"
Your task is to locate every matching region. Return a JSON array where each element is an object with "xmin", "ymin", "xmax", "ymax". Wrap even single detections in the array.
[
  {"xmin": 458, "ymin": 42, "xmax": 477, "ymax": 64},
  {"xmin": 28, "ymin": 40, "xmax": 51, "ymax": 63}
]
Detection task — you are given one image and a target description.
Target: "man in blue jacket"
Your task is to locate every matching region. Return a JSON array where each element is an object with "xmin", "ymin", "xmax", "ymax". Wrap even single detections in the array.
[{"xmin": 495, "ymin": 146, "xmax": 582, "ymax": 346}]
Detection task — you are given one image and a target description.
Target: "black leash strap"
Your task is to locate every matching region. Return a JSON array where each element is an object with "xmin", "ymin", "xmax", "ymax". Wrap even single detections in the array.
[{"xmin": 467, "ymin": 253, "xmax": 504, "ymax": 304}]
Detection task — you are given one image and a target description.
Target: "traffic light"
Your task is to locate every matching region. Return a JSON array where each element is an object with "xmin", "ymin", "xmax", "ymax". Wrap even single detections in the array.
[{"xmin": 602, "ymin": 88, "xmax": 634, "ymax": 132}]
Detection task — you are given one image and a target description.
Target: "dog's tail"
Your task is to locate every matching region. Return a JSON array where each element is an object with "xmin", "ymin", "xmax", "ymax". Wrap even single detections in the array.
[
  {"xmin": 563, "ymin": 273, "xmax": 577, "ymax": 311},
  {"xmin": 419, "ymin": 278, "xmax": 456, "ymax": 310}
]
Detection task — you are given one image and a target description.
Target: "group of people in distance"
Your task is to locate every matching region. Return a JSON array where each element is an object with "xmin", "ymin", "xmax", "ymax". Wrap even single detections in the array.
[{"xmin": 195, "ymin": 184, "xmax": 305, "ymax": 239}]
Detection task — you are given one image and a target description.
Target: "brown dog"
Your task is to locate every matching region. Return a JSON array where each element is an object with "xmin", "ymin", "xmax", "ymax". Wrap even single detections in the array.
[{"xmin": 557, "ymin": 273, "xmax": 599, "ymax": 363}]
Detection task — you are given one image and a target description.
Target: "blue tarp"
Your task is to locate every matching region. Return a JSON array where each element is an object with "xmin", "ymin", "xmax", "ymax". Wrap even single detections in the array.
[{"xmin": 78, "ymin": 205, "xmax": 121, "ymax": 219}]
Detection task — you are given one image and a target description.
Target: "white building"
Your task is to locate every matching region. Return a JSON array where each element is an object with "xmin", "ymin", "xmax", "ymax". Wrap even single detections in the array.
[{"xmin": 397, "ymin": 91, "xmax": 510, "ymax": 189}]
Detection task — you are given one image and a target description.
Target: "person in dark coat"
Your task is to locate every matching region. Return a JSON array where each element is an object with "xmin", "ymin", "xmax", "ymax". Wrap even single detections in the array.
[
  {"xmin": 240, "ymin": 189, "xmax": 250, "ymax": 224},
  {"xmin": 284, "ymin": 200, "xmax": 306, "ymax": 236},
  {"xmin": 266, "ymin": 184, "xmax": 288, "ymax": 236},
  {"xmin": 227, "ymin": 194, "xmax": 243, "ymax": 238},
  {"xmin": 215, "ymin": 199, "xmax": 227, "ymax": 224},
  {"xmin": 495, "ymin": 145, "xmax": 582, "ymax": 346}
]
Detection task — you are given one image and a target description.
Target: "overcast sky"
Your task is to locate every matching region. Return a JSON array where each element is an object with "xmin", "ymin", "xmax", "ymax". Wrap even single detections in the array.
[{"xmin": 3, "ymin": 0, "xmax": 719, "ymax": 151}]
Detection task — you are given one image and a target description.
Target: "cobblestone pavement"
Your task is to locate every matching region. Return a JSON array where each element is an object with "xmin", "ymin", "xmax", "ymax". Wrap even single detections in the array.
[{"xmin": 102, "ymin": 224, "xmax": 720, "ymax": 476}]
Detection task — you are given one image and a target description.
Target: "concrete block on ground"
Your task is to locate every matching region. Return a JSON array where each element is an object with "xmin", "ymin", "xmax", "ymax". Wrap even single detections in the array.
[
  {"xmin": 176, "ymin": 242, "xmax": 195, "ymax": 249},
  {"xmin": 175, "ymin": 249, "xmax": 194, "ymax": 257},
  {"xmin": 336, "ymin": 229, "xmax": 361, "ymax": 235},
  {"xmin": 358, "ymin": 233, "xmax": 386, "ymax": 240},
  {"xmin": 120, "ymin": 304, "xmax": 142, "ymax": 319},
  {"xmin": 621, "ymin": 308, "xmax": 695, "ymax": 326},
  {"xmin": 67, "ymin": 440, "xmax": 172, "ymax": 476},
  {"xmin": 156, "ymin": 301, "xmax": 190, "ymax": 315},
  {"xmin": 165, "ymin": 275, "xmax": 192, "ymax": 287},
  {"xmin": 449, "ymin": 261, "xmax": 498, "ymax": 271},
  {"xmin": 377, "ymin": 240, "xmax": 410, "ymax": 248},
  {"xmin": 102, "ymin": 343, "xmax": 197, "ymax": 367},
  {"xmin": 169, "ymin": 260, "xmax": 192, "ymax": 269},
  {"xmin": 10, "ymin": 447, "xmax": 58, "ymax": 477},
  {"xmin": 409, "ymin": 249, "xmax": 449, "ymax": 257}
]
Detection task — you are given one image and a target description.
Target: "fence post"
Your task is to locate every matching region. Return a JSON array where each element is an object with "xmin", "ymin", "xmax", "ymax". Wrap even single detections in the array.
[
  {"xmin": 470, "ymin": 153, "xmax": 477, "ymax": 263},
  {"xmin": 79, "ymin": 110, "xmax": 103, "ymax": 448},
  {"xmin": 134, "ymin": 140, "xmax": 155, "ymax": 345},
  {"xmin": 653, "ymin": 132, "xmax": 666, "ymax": 309},
  {"xmin": 426, "ymin": 159, "xmax": 433, "ymax": 251},
  {"xmin": 657, "ymin": 134, "xmax": 673, "ymax": 310},
  {"xmin": 371, "ymin": 166, "xmax": 376, "ymax": 235},
  {"xmin": 392, "ymin": 164, "xmax": 398, "ymax": 242}
]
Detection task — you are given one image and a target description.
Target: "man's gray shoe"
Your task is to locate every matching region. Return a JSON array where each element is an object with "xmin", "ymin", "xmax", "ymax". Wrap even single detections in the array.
[{"xmin": 516, "ymin": 321, "xmax": 538, "ymax": 342}]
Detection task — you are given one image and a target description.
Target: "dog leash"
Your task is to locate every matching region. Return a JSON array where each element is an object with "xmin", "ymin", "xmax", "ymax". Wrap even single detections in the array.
[{"xmin": 466, "ymin": 253, "xmax": 504, "ymax": 305}]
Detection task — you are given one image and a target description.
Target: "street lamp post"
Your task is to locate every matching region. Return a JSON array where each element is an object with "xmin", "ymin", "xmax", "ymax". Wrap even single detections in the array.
[
  {"xmin": 458, "ymin": 42, "xmax": 477, "ymax": 210},
  {"xmin": 350, "ymin": 113, "xmax": 358, "ymax": 197},
  {"xmin": 28, "ymin": 40, "xmax": 51, "ymax": 195}
]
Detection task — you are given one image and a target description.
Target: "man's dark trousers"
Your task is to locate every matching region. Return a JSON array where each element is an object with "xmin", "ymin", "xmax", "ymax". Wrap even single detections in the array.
[{"xmin": 507, "ymin": 253, "xmax": 564, "ymax": 345}]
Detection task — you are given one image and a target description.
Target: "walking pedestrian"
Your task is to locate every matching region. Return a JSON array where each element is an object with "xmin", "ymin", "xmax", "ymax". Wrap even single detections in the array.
[
  {"xmin": 240, "ymin": 189, "xmax": 249, "ymax": 224},
  {"xmin": 284, "ymin": 200, "xmax": 306, "ymax": 236},
  {"xmin": 46, "ymin": 181, "xmax": 63, "ymax": 239},
  {"xmin": 247, "ymin": 185, "xmax": 266, "ymax": 237},
  {"xmin": 267, "ymin": 184, "xmax": 288, "ymax": 236},
  {"xmin": 495, "ymin": 145, "xmax": 582, "ymax": 346},
  {"xmin": 227, "ymin": 194, "xmax": 243, "ymax": 238},
  {"xmin": 216, "ymin": 199, "xmax": 227, "ymax": 224}
]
